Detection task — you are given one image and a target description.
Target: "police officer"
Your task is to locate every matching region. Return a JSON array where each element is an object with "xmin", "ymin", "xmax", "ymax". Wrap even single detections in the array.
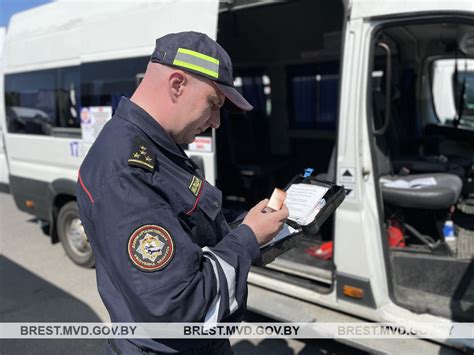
[{"xmin": 76, "ymin": 32, "xmax": 288, "ymax": 354}]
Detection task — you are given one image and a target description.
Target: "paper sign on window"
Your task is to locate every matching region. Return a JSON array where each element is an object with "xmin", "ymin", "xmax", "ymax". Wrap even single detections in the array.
[
  {"xmin": 81, "ymin": 106, "xmax": 112, "ymax": 143},
  {"xmin": 188, "ymin": 136, "xmax": 213, "ymax": 152}
]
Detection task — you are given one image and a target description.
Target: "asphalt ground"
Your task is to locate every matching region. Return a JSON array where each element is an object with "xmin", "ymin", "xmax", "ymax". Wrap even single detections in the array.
[{"xmin": 0, "ymin": 191, "xmax": 364, "ymax": 355}]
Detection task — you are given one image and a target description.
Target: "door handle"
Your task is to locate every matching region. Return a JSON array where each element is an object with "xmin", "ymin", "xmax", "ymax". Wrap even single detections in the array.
[{"xmin": 362, "ymin": 167, "xmax": 371, "ymax": 180}]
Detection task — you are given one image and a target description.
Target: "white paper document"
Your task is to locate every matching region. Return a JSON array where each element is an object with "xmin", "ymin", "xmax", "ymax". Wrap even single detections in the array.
[
  {"xmin": 81, "ymin": 106, "xmax": 113, "ymax": 143},
  {"xmin": 380, "ymin": 177, "xmax": 437, "ymax": 189},
  {"xmin": 285, "ymin": 183, "xmax": 329, "ymax": 226}
]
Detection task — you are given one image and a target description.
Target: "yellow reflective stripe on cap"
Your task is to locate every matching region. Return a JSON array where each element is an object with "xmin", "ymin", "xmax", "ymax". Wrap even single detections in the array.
[
  {"xmin": 177, "ymin": 48, "xmax": 219, "ymax": 64},
  {"xmin": 173, "ymin": 60, "xmax": 219, "ymax": 78},
  {"xmin": 173, "ymin": 48, "xmax": 219, "ymax": 78}
]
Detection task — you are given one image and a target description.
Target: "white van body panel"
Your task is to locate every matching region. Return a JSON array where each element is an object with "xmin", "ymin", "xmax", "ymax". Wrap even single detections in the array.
[
  {"xmin": 5, "ymin": 135, "xmax": 81, "ymax": 183},
  {"xmin": 3, "ymin": 0, "xmax": 219, "ymax": 186},
  {"xmin": 5, "ymin": 0, "xmax": 219, "ymax": 73},
  {"xmin": 333, "ymin": 16, "xmax": 391, "ymax": 308}
]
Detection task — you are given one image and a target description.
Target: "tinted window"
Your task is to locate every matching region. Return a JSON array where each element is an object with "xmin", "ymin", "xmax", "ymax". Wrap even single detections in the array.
[
  {"xmin": 81, "ymin": 56, "xmax": 148, "ymax": 113},
  {"xmin": 235, "ymin": 75, "xmax": 270, "ymax": 115},
  {"xmin": 5, "ymin": 69, "xmax": 58, "ymax": 135},
  {"xmin": 5, "ymin": 66, "xmax": 81, "ymax": 135},
  {"xmin": 4, "ymin": 57, "xmax": 149, "ymax": 136},
  {"xmin": 59, "ymin": 67, "xmax": 81, "ymax": 129},
  {"xmin": 287, "ymin": 62, "xmax": 339, "ymax": 130}
]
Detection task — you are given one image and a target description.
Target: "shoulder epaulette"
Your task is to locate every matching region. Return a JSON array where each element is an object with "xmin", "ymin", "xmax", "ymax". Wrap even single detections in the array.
[{"xmin": 128, "ymin": 137, "xmax": 156, "ymax": 172}]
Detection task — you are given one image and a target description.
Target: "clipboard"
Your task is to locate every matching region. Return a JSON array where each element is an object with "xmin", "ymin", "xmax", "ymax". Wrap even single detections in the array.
[{"xmin": 255, "ymin": 175, "xmax": 346, "ymax": 266}]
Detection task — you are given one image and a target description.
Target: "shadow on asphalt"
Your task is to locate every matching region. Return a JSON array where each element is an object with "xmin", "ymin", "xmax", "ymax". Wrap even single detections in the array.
[
  {"xmin": 0, "ymin": 254, "xmax": 365, "ymax": 355},
  {"xmin": 0, "ymin": 255, "xmax": 105, "ymax": 355},
  {"xmin": 26, "ymin": 217, "xmax": 52, "ymax": 238}
]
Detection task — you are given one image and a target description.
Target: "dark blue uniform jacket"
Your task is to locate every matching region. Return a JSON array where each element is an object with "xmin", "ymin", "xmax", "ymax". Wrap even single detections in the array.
[{"xmin": 76, "ymin": 98, "xmax": 260, "ymax": 353}]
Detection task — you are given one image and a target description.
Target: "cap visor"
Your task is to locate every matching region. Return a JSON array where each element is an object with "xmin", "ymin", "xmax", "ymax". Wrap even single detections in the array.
[{"xmin": 214, "ymin": 82, "xmax": 253, "ymax": 112}]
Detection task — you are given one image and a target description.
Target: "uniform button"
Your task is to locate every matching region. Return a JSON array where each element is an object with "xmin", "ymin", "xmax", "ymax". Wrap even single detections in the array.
[{"xmin": 213, "ymin": 201, "xmax": 219, "ymax": 208}]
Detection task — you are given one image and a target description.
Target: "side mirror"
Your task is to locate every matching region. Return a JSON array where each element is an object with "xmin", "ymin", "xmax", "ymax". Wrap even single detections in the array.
[{"xmin": 459, "ymin": 33, "xmax": 474, "ymax": 56}]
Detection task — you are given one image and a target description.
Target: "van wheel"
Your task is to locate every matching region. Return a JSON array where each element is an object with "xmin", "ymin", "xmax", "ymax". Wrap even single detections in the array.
[{"xmin": 57, "ymin": 201, "xmax": 95, "ymax": 268}]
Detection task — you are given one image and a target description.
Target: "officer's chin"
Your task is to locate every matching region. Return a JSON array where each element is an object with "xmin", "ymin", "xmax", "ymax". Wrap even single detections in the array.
[
  {"xmin": 173, "ymin": 133, "xmax": 193, "ymax": 145},
  {"xmin": 183, "ymin": 135, "xmax": 196, "ymax": 145}
]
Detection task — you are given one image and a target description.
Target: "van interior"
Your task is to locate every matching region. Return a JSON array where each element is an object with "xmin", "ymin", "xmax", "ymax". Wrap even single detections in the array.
[
  {"xmin": 370, "ymin": 20, "xmax": 474, "ymax": 321},
  {"xmin": 215, "ymin": 0, "xmax": 344, "ymax": 293},
  {"xmin": 215, "ymin": 0, "xmax": 474, "ymax": 321}
]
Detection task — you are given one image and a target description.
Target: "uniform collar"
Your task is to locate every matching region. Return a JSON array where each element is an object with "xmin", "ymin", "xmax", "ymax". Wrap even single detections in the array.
[{"xmin": 115, "ymin": 97, "xmax": 188, "ymax": 161}]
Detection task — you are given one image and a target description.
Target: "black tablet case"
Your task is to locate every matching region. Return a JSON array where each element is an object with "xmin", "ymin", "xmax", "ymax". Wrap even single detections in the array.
[{"xmin": 256, "ymin": 175, "xmax": 346, "ymax": 266}]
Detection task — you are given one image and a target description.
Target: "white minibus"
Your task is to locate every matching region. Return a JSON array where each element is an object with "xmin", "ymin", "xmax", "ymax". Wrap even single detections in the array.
[{"xmin": 2, "ymin": 1, "xmax": 473, "ymax": 352}]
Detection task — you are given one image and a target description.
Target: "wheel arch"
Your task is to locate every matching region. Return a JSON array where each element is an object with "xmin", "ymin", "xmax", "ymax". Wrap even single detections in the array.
[{"xmin": 47, "ymin": 178, "xmax": 77, "ymax": 243}]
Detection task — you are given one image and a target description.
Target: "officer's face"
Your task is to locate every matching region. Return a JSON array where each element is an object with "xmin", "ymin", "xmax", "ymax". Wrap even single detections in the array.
[{"xmin": 175, "ymin": 75, "xmax": 225, "ymax": 144}]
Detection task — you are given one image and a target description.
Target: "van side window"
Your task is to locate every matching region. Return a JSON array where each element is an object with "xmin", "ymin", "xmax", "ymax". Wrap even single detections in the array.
[
  {"xmin": 287, "ymin": 63, "xmax": 339, "ymax": 130},
  {"xmin": 4, "ymin": 66, "xmax": 81, "ymax": 136},
  {"xmin": 80, "ymin": 56, "xmax": 148, "ymax": 113},
  {"xmin": 5, "ymin": 69, "xmax": 58, "ymax": 135},
  {"xmin": 59, "ymin": 67, "xmax": 81, "ymax": 129},
  {"xmin": 233, "ymin": 74, "xmax": 272, "ymax": 116}
]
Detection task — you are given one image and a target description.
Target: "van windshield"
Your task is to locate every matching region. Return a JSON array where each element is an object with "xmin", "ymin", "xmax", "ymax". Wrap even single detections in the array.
[{"xmin": 432, "ymin": 58, "xmax": 474, "ymax": 127}]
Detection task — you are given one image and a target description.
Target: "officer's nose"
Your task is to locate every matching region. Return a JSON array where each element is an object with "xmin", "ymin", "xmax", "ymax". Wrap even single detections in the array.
[{"xmin": 209, "ymin": 108, "xmax": 221, "ymax": 129}]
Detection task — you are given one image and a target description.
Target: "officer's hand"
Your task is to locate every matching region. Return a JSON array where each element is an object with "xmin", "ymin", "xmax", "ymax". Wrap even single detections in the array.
[{"xmin": 242, "ymin": 199, "xmax": 289, "ymax": 246}]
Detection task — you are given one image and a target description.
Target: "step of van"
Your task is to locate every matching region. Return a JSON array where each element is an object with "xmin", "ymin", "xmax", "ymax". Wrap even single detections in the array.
[
  {"xmin": 247, "ymin": 283, "xmax": 462, "ymax": 354},
  {"xmin": 265, "ymin": 239, "xmax": 334, "ymax": 284}
]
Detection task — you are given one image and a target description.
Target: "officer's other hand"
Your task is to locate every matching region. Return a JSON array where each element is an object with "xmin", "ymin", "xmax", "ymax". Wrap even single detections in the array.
[{"xmin": 242, "ymin": 199, "xmax": 289, "ymax": 246}]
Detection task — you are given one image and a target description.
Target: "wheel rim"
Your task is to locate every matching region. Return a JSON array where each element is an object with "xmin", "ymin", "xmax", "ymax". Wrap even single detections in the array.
[{"xmin": 66, "ymin": 217, "xmax": 91, "ymax": 256}]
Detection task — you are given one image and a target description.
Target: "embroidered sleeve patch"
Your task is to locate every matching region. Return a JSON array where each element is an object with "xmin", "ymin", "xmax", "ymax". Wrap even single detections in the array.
[
  {"xmin": 127, "ymin": 225, "xmax": 175, "ymax": 272},
  {"xmin": 128, "ymin": 137, "xmax": 156, "ymax": 172},
  {"xmin": 189, "ymin": 176, "xmax": 202, "ymax": 197}
]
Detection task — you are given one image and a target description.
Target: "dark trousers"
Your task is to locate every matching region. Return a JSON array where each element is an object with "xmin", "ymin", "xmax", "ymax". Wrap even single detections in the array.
[{"xmin": 105, "ymin": 339, "xmax": 233, "ymax": 355}]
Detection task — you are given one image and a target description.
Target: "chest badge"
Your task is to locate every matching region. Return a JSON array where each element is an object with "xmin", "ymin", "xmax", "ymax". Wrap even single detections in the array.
[
  {"xmin": 189, "ymin": 176, "xmax": 203, "ymax": 197},
  {"xmin": 127, "ymin": 225, "xmax": 175, "ymax": 272}
]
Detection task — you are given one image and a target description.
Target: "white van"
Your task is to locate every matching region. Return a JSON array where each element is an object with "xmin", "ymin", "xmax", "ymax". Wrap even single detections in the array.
[
  {"xmin": 1, "ymin": 0, "xmax": 473, "ymax": 353},
  {"xmin": 1, "ymin": 0, "xmax": 220, "ymax": 267}
]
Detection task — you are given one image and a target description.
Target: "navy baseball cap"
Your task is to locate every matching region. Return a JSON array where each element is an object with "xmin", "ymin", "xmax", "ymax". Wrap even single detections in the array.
[{"xmin": 150, "ymin": 31, "xmax": 253, "ymax": 111}]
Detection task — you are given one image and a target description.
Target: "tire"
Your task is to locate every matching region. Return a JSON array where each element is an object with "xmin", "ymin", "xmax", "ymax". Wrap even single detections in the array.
[{"xmin": 57, "ymin": 201, "xmax": 95, "ymax": 268}]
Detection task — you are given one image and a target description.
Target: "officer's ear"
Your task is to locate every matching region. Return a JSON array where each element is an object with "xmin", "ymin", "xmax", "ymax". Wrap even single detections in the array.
[{"xmin": 169, "ymin": 71, "xmax": 186, "ymax": 102}]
